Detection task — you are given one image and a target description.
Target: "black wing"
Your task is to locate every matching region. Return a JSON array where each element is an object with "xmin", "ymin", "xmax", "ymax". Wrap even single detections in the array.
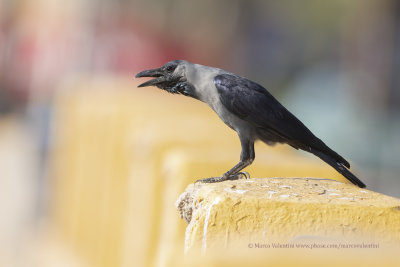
[{"xmin": 214, "ymin": 74, "xmax": 350, "ymax": 168}]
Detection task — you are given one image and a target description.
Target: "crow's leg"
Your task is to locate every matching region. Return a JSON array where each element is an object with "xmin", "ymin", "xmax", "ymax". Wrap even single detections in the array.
[{"xmin": 196, "ymin": 137, "xmax": 254, "ymax": 183}]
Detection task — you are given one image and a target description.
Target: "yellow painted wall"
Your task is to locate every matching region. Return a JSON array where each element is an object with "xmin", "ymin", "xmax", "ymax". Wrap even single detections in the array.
[{"xmin": 49, "ymin": 76, "xmax": 369, "ymax": 267}]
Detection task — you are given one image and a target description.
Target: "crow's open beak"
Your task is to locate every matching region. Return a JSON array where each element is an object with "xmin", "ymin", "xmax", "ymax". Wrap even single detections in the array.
[{"xmin": 135, "ymin": 68, "xmax": 166, "ymax": 87}]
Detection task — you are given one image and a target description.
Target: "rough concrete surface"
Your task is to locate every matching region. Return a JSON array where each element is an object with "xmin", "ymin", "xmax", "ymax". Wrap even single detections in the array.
[{"xmin": 176, "ymin": 178, "xmax": 400, "ymax": 253}]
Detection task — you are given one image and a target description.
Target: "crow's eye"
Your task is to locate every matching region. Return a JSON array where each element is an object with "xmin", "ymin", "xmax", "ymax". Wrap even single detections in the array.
[{"xmin": 166, "ymin": 65, "xmax": 175, "ymax": 72}]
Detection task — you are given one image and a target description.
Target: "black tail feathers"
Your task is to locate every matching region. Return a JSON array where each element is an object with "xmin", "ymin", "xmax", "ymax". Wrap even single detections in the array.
[{"xmin": 311, "ymin": 149, "xmax": 366, "ymax": 188}]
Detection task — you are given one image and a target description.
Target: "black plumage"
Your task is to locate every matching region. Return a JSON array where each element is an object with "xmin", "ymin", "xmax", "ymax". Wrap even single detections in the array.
[{"xmin": 214, "ymin": 74, "xmax": 365, "ymax": 188}]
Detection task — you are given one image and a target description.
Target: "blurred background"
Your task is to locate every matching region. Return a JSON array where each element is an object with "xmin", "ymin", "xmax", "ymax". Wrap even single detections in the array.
[{"xmin": 1, "ymin": 0, "xmax": 400, "ymax": 266}]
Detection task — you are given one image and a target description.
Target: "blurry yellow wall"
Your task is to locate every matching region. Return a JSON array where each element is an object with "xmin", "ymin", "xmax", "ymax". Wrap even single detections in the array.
[{"xmin": 49, "ymin": 76, "xmax": 358, "ymax": 267}]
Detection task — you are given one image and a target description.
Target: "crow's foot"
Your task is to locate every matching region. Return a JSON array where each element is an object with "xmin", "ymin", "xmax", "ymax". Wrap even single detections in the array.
[{"xmin": 195, "ymin": 172, "xmax": 250, "ymax": 183}]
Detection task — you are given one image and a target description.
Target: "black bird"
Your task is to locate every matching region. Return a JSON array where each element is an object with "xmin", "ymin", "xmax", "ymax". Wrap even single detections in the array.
[{"xmin": 135, "ymin": 60, "xmax": 366, "ymax": 188}]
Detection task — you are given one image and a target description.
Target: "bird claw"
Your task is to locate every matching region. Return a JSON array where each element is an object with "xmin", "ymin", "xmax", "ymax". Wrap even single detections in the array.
[
  {"xmin": 237, "ymin": 171, "xmax": 250, "ymax": 179},
  {"xmin": 195, "ymin": 172, "xmax": 251, "ymax": 183},
  {"xmin": 195, "ymin": 176, "xmax": 228, "ymax": 183}
]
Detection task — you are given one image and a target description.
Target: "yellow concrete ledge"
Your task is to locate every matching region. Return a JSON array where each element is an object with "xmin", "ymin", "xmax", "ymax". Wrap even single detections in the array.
[
  {"xmin": 154, "ymin": 147, "xmax": 352, "ymax": 267},
  {"xmin": 176, "ymin": 178, "xmax": 400, "ymax": 255}
]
